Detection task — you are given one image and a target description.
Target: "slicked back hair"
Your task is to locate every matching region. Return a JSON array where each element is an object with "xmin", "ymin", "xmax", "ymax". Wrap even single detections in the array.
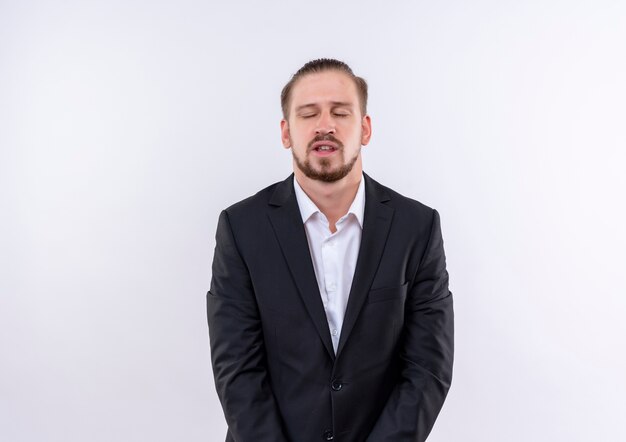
[{"xmin": 280, "ymin": 58, "xmax": 368, "ymax": 119}]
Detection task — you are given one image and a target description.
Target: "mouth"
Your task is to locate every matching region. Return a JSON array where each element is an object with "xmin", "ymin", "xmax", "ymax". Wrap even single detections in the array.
[
  {"xmin": 313, "ymin": 145, "xmax": 337, "ymax": 152},
  {"xmin": 310, "ymin": 140, "xmax": 339, "ymax": 155}
]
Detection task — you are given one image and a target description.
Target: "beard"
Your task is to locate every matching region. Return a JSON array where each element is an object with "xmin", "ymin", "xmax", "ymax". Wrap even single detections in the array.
[{"xmin": 291, "ymin": 134, "xmax": 360, "ymax": 183}]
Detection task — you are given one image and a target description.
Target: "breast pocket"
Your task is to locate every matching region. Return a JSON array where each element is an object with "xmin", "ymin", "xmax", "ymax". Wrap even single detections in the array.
[{"xmin": 367, "ymin": 281, "xmax": 409, "ymax": 304}]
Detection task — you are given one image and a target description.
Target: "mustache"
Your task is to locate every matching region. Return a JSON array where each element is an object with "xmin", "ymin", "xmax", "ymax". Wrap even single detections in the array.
[{"xmin": 307, "ymin": 134, "xmax": 344, "ymax": 151}]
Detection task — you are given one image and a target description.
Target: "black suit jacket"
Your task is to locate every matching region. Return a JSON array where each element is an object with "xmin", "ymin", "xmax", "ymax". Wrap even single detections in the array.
[{"xmin": 207, "ymin": 173, "xmax": 454, "ymax": 442}]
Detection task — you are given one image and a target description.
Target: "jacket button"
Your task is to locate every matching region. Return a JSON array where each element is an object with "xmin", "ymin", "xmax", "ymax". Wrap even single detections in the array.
[
  {"xmin": 331, "ymin": 380, "xmax": 343, "ymax": 391},
  {"xmin": 323, "ymin": 429, "xmax": 334, "ymax": 440}
]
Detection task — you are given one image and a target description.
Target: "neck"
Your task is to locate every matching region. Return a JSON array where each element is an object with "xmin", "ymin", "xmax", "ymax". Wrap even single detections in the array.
[{"xmin": 294, "ymin": 162, "xmax": 363, "ymax": 232}]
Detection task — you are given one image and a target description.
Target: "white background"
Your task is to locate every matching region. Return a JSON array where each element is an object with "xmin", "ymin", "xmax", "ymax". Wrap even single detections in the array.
[{"xmin": 2, "ymin": 1, "xmax": 625, "ymax": 441}]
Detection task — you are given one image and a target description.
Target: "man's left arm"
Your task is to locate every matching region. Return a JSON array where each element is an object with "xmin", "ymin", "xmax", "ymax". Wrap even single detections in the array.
[{"xmin": 366, "ymin": 209, "xmax": 454, "ymax": 442}]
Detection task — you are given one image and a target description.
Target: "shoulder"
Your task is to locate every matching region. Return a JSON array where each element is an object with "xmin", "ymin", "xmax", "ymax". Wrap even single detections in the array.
[
  {"xmin": 364, "ymin": 173, "xmax": 443, "ymax": 247},
  {"xmin": 221, "ymin": 175, "xmax": 292, "ymax": 219},
  {"xmin": 364, "ymin": 173, "xmax": 436, "ymax": 219}
]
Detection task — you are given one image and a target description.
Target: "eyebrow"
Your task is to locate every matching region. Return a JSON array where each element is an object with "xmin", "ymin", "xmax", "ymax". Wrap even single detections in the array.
[{"xmin": 295, "ymin": 101, "xmax": 354, "ymax": 112}]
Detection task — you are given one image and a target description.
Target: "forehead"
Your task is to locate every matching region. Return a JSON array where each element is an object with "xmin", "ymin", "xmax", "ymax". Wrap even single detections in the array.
[{"xmin": 289, "ymin": 70, "xmax": 359, "ymax": 110}]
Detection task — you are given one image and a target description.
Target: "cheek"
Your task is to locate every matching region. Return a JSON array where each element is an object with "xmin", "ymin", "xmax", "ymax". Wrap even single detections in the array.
[
  {"xmin": 291, "ymin": 128, "xmax": 314, "ymax": 144},
  {"xmin": 344, "ymin": 128, "xmax": 363, "ymax": 143}
]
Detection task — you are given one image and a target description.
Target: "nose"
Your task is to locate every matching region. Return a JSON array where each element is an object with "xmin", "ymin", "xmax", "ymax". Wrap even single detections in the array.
[{"xmin": 315, "ymin": 111, "xmax": 336, "ymax": 135}]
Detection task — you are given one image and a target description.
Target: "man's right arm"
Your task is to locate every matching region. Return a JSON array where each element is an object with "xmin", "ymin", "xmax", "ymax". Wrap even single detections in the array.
[{"xmin": 207, "ymin": 210, "xmax": 289, "ymax": 442}]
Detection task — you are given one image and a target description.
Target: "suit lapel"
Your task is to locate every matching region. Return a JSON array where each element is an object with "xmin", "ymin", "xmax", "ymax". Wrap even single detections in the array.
[
  {"xmin": 336, "ymin": 174, "xmax": 394, "ymax": 357},
  {"xmin": 267, "ymin": 175, "xmax": 336, "ymax": 360}
]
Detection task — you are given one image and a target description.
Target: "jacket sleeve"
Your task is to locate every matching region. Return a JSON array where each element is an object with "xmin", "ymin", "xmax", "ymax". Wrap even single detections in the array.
[
  {"xmin": 207, "ymin": 210, "xmax": 289, "ymax": 442},
  {"xmin": 366, "ymin": 209, "xmax": 454, "ymax": 442}
]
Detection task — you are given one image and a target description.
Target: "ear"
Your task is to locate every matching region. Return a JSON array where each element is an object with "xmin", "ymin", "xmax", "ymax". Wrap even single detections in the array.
[
  {"xmin": 280, "ymin": 119, "xmax": 291, "ymax": 149},
  {"xmin": 360, "ymin": 114, "xmax": 372, "ymax": 146}
]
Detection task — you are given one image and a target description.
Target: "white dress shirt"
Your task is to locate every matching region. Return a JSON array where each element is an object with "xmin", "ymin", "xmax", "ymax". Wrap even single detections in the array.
[{"xmin": 293, "ymin": 175, "xmax": 366, "ymax": 353}]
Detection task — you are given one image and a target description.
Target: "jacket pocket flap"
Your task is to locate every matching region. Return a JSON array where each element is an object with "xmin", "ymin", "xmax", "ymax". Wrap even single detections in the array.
[{"xmin": 367, "ymin": 282, "xmax": 409, "ymax": 303}]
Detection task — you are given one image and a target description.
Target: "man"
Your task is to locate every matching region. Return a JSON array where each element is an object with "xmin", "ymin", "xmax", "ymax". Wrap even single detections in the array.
[{"xmin": 207, "ymin": 58, "xmax": 454, "ymax": 442}]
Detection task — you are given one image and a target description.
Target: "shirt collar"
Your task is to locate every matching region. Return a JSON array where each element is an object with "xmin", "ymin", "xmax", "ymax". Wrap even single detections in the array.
[{"xmin": 293, "ymin": 174, "xmax": 366, "ymax": 228}]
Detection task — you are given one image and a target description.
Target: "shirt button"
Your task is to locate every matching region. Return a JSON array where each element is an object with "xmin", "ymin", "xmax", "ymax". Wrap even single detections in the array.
[
  {"xmin": 327, "ymin": 282, "xmax": 336, "ymax": 291},
  {"xmin": 323, "ymin": 429, "xmax": 334, "ymax": 440},
  {"xmin": 331, "ymin": 329, "xmax": 338, "ymax": 336},
  {"xmin": 331, "ymin": 380, "xmax": 343, "ymax": 391}
]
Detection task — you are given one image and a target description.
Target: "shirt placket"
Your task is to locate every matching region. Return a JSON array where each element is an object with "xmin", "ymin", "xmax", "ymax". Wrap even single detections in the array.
[{"xmin": 322, "ymin": 223, "xmax": 344, "ymax": 350}]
